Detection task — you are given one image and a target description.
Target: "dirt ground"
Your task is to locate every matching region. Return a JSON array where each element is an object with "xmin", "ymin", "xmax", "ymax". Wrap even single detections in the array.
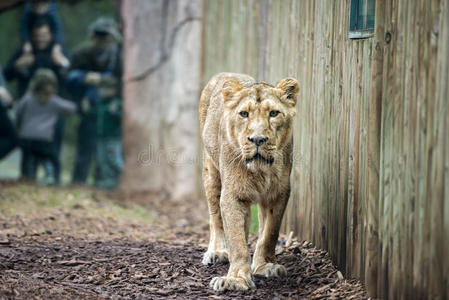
[{"xmin": 0, "ymin": 181, "xmax": 368, "ymax": 299}]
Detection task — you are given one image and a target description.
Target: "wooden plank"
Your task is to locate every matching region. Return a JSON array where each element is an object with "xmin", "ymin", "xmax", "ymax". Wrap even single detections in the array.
[
  {"xmin": 336, "ymin": 0, "xmax": 351, "ymax": 270},
  {"xmin": 321, "ymin": 0, "xmax": 333, "ymax": 256},
  {"xmin": 401, "ymin": 1, "xmax": 416, "ymax": 298},
  {"xmin": 302, "ymin": 0, "xmax": 315, "ymax": 244},
  {"xmin": 412, "ymin": 0, "xmax": 425, "ymax": 298},
  {"xmin": 378, "ymin": 1, "xmax": 394, "ymax": 297},
  {"xmin": 406, "ymin": 3, "xmax": 419, "ymax": 299},
  {"xmin": 439, "ymin": 1, "xmax": 449, "ymax": 298},
  {"xmin": 346, "ymin": 34, "xmax": 357, "ymax": 274},
  {"xmin": 297, "ymin": 0, "xmax": 314, "ymax": 242},
  {"xmin": 393, "ymin": 1, "xmax": 407, "ymax": 298},
  {"xmin": 328, "ymin": 0, "xmax": 342, "ymax": 273},
  {"xmin": 421, "ymin": 1, "xmax": 433, "ymax": 298},
  {"xmin": 327, "ymin": 0, "xmax": 338, "ymax": 267},
  {"xmin": 359, "ymin": 40, "xmax": 372, "ymax": 282},
  {"xmin": 428, "ymin": 0, "xmax": 446, "ymax": 299},
  {"xmin": 412, "ymin": 1, "xmax": 431, "ymax": 299},
  {"xmin": 285, "ymin": 0, "xmax": 301, "ymax": 235}
]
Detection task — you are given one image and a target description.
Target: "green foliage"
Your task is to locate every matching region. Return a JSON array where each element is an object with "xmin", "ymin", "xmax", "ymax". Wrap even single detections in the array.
[
  {"xmin": 0, "ymin": 8, "xmax": 21, "ymax": 70},
  {"xmin": 0, "ymin": 8, "xmax": 21, "ymax": 95},
  {"xmin": 250, "ymin": 204, "xmax": 259, "ymax": 235}
]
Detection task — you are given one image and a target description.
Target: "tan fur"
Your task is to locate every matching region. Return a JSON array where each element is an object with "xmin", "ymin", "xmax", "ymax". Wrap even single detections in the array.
[{"xmin": 199, "ymin": 73, "xmax": 299, "ymax": 291}]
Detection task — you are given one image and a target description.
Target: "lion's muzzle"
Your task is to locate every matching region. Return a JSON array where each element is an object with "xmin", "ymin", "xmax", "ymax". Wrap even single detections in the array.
[{"xmin": 244, "ymin": 136, "xmax": 274, "ymax": 165}]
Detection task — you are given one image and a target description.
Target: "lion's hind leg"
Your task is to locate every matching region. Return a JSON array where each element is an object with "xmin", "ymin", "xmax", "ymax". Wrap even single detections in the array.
[{"xmin": 202, "ymin": 153, "xmax": 229, "ymax": 265}]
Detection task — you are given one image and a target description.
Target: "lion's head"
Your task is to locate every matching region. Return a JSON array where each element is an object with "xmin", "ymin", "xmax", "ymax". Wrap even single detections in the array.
[{"xmin": 221, "ymin": 77, "xmax": 299, "ymax": 170}]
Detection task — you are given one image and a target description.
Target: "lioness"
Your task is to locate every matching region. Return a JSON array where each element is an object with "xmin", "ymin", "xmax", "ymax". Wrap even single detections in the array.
[{"xmin": 199, "ymin": 73, "xmax": 298, "ymax": 291}]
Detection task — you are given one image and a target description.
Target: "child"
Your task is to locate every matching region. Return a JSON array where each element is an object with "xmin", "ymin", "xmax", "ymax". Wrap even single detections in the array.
[
  {"xmin": 20, "ymin": 0, "xmax": 69, "ymax": 68},
  {"xmin": 95, "ymin": 93, "xmax": 123, "ymax": 189},
  {"xmin": 16, "ymin": 68, "xmax": 76, "ymax": 184}
]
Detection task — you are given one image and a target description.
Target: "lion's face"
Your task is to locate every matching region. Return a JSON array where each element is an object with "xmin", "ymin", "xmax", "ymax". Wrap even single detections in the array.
[{"xmin": 222, "ymin": 78, "xmax": 299, "ymax": 170}]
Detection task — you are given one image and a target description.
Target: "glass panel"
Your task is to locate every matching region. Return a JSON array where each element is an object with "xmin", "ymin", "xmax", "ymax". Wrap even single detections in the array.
[
  {"xmin": 349, "ymin": 0, "xmax": 375, "ymax": 35},
  {"xmin": 366, "ymin": 0, "xmax": 375, "ymax": 29},
  {"xmin": 356, "ymin": 0, "xmax": 365, "ymax": 29}
]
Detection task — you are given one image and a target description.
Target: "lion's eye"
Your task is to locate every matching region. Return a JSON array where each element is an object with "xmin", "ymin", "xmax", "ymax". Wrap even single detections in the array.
[
  {"xmin": 239, "ymin": 111, "xmax": 249, "ymax": 118},
  {"xmin": 269, "ymin": 110, "xmax": 280, "ymax": 118}
]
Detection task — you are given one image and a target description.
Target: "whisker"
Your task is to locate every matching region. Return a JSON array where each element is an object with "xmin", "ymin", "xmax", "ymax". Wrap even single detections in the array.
[{"xmin": 228, "ymin": 151, "xmax": 243, "ymax": 166}]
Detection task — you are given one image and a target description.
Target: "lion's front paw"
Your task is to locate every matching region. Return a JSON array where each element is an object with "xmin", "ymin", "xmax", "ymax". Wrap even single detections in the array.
[
  {"xmin": 202, "ymin": 250, "xmax": 229, "ymax": 265},
  {"xmin": 210, "ymin": 275, "xmax": 256, "ymax": 292},
  {"xmin": 252, "ymin": 263, "xmax": 287, "ymax": 278}
]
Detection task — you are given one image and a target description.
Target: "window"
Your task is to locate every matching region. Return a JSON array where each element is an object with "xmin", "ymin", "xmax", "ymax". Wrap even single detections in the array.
[{"xmin": 349, "ymin": 0, "xmax": 375, "ymax": 39}]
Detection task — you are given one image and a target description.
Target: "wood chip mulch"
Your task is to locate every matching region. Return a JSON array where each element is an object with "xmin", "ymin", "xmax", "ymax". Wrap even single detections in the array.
[
  {"xmin": 0, "ymin": 234, "xmax": 367, "ymax": 299},
  {"xmin": 0, "ymin": 183, "xmax": 368, "ymax": 299}
]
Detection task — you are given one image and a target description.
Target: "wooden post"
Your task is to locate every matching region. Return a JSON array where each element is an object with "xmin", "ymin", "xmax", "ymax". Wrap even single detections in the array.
[
  {"xmin": 365, "ymin": 0, "xmax": 385, "ymax": 297},
  {"xmin": 429, "ymin": 0, "xmax": 448, "ymax": 298}
]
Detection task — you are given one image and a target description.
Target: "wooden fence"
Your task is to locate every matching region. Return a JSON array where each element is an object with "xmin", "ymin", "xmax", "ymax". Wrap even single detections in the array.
[{"xmin": 200, "ymin": 1, "xmax": 449, "ymax": 299}]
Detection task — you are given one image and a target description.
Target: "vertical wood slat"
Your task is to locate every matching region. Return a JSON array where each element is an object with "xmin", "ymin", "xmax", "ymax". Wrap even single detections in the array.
[
  {"xmin": 402, "ymin": 1, "xmax": 414, "ymax": 298},
  {"xmin": 200, "ymin": 1, "xmax": 449, "ymax": 298},
  {"xmin": 329, "ymin": 0, "xmax": 340, "ymax": 272},
  {"xmin": 405, "ymin": 2, "xmax": 418, "ymax": 299},
  {"xmin": 439, "ymin": 2, "xmax": 449, "ymax": 299},
  {"xmin": 429, "ymin": 0, "xmax": 447, "ymax": 299},
  {"xmin": 391, "ymin": 1, "xmax": 403, "ymax": 298},
  {"xmin": 379, "ymin": 0, "xmax": 393, "ymax": 297},
  {"xmin": 411, "ymin": 0, "xmax": 424, "ymax": 297},
  {"xmin": 365, "ymin": 0, "xmax": 384, "ymax": 295}
]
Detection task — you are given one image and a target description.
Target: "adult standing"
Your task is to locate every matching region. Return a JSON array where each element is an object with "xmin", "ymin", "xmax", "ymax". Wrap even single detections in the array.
[
  {"xmin": 67, "ymin": 17, "xmax": 122, "ymax": 185},
  {"xmin": 4, "ymin": 19, "xmax": 70, "ymax": 183}
]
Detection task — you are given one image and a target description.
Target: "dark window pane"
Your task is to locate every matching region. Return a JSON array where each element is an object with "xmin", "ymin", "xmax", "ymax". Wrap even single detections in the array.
[
  {"xmin": 357, "ymin": 0, "xmax": 365, "ymax": 29},
  {"xmin": 366, "ymin": 0, "xmax": 375, "ymax": 29},
  {"xmin": 349, "ymin": 0, "xmax": 375, "ymax": 38}
]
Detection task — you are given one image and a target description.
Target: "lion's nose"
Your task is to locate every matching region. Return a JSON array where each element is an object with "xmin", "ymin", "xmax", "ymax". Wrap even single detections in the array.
[{"xmin": 248, "ymin": 136, "xmax": 268, "ymax": 146}]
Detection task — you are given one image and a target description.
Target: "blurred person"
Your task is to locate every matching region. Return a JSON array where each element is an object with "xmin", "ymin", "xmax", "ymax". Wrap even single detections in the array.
[
  {"xmin": 20, "ymin": 0, "xmax": 69, "ymax": 68},
  {"xmin": 96, "ymin": 94, "xmax": 123, "ymax": 189},
  {"xmin": 5, "ymin": 19, "xmax": 70, "ymax": 183},
  {"xmin": 67, "ymin": 17, "xmax": 122, "ymax": 186},
  {"xmin": 0, "ymin": 65, "xmax": 17, "ymax": 160},
  {"xmin": 16, "ymin": 69, "xmax": 76, "ymax": 185},
  {"xmin": 5, "ymin": 18, "xmax": 69, "ymax": 98}
]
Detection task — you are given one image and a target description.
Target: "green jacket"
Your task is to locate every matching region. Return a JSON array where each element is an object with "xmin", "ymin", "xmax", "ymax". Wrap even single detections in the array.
[{"xmin": 96, "ymin": 96, "xmax": 122, "ymax": 138}]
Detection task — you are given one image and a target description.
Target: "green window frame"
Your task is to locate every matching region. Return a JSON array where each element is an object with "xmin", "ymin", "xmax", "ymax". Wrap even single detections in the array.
[{"xmin": 349, "ymin": 0, "xmax": 375, "ymax": 39}]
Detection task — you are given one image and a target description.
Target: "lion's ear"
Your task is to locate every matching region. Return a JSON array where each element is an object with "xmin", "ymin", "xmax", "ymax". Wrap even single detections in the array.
[
  {"xmin": 222, "ymin": 78, "xmax": 243, "ymax": 102},
  {"xmin": 276, "ymin": 78, "xmax": 299, "ymax": 107}
]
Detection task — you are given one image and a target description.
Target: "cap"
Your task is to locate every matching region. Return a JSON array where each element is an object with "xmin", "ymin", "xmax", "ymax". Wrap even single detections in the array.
[{"xmin": 88, "ymin": 17, "xmax": 122, "ymax": 42}]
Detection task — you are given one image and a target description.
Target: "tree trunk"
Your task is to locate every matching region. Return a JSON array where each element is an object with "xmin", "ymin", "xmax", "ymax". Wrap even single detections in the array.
[{"xmin": 121, "ymin": 0, "xmax": 202, "ymax": 201}]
